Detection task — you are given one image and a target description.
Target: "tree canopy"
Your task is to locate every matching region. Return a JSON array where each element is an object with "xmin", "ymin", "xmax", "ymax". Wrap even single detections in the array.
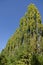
[{"xmin": 0, "ymin": 4, "xmax": 43, "ymax": 65}]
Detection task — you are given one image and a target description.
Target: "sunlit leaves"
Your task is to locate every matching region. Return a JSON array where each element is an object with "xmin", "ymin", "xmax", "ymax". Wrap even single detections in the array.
[{"xmin": 0, "ymin": 3, "xmax": 43, "ymax": 65}]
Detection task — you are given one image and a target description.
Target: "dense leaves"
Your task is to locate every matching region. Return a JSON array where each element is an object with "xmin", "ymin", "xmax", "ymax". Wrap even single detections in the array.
[{"xmin": 0, "ymin": 4, "xmax": 43, "ymax": 65}]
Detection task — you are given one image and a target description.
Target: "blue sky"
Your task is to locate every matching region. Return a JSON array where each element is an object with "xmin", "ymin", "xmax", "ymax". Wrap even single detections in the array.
[{"xmin": 0, "ymin": 0, "xmax": 43, "ymax": 52}]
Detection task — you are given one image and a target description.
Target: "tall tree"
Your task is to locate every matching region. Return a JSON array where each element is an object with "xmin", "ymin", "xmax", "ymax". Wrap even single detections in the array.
[{"xmin": 0, "ymin": 4, "xmax": 43, "ymax": 65}]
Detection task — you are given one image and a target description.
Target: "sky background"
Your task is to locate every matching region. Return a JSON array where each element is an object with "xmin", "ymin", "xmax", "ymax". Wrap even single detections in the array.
[{"xmin": 0, "ymin": 0, "xmax": 43, "ymax": 52}]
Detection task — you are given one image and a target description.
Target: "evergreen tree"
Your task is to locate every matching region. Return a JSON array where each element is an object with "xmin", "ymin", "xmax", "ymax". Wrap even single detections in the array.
[{"xmin": 0, "ymin": 4, "xmax": 43, "ymax": 65}]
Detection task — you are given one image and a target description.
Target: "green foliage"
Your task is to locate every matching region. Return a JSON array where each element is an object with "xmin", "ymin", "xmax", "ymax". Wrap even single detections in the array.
[{"xmin": 0, "ymin": 3, "xmax": 43, "ymax": 65}]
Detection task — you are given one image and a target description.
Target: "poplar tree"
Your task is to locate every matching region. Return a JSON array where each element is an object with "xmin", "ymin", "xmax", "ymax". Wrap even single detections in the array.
[{"xmin": 0, "ymin": 4, "xmax": 43, "ymax": 65}]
